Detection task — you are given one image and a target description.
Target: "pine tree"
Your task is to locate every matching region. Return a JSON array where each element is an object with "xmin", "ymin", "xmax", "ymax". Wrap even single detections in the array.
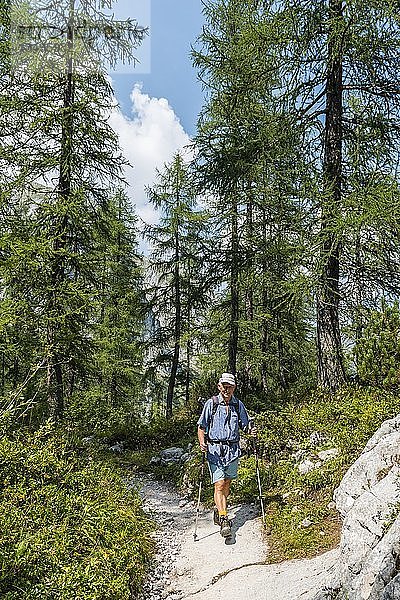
[
  {"xmin": 0, "ymin": 0, "xmax": 146, "ymax": 417},
  {"xmin": 144, "ymin": 153, "xmax": 208, "ymax": 418}
]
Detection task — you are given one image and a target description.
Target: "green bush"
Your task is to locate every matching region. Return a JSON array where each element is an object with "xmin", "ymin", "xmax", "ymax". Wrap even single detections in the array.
[
  {"xmin": 354, "ymin": 300, "xmax": 400, "ymax": 390},
  {"xmin": 255, "ymin": 386, "xmax": 400, "ymax": 560},
  {"xmin": 0, "ymin": 425, "xmax": 154, "ymax": 600},
  {"xmin": 65, "ymin": 388, "xmax": 198, "ymax": 453}
]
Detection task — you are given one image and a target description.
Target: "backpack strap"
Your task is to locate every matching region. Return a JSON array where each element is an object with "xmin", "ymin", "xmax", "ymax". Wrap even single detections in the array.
[
  {"xmin": 211, "ymin": 395, "xmax": 219, "ymax": 414},
  {"xmin": 208, "ymin": 395, "xmax": 239, "ymax": 432},
  {"xmin": 208, "ymin": 395, "xmax": 219, "ymax": 431}
]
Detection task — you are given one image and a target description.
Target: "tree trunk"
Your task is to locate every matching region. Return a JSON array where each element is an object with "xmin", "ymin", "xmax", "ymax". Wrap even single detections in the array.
[
  {"xmin": 276, "ymin": 189, "xmax": 288, "ymax": 391},
  {"xmin": 276, "ymin": 312, "xmax": 288, "ymax": 390},
  {"xmin": 47, "ymin": 0, "xmax": 75, "ymax": 418},
  {"xmin": 243, "ymin": 192, "xmax": 254, "ymax": 394},
  {"xmin": 185, "ymin": 304, "xmax": 191, "ymax": 405},
  {"xmin": 317, "ymin": 0, "xmax": 346, "ymax": 391},
  {"xmin": 166, "ymin": 206, "xmax": 181, "ymax": 419},
  {"xmin": 185, "ymin": 336, "xmax": 191, "ymax": 405},
  {"xmin": 228, "ymin": 195, "xmax": 239, "ymax": 374},
  {"xmin": 260, "ymin": 207, "xmax": 269, "ymax": 393}
]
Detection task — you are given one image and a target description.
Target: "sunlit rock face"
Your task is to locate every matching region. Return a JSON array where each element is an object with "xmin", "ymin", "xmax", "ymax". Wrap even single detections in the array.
[{"xmin": 314, "ymin": 414, "xmax": 400, "ymax": 600}]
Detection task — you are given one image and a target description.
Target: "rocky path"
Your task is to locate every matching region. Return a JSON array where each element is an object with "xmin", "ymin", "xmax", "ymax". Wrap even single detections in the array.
[{"xmin": 133, "ymin": 474, "xmax": 338, "ymax": 600}]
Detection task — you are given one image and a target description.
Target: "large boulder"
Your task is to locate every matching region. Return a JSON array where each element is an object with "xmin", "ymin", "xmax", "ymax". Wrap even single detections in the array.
[{"xmin": 316, "ymin": 414, "xmax": 400, "ymax": 600}]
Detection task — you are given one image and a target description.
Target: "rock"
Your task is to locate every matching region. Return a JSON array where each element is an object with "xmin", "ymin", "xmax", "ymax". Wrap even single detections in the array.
[
  {"xmin": 300, "ymin": 518, "xmax": 313, "ymax": 528},
  {"xmin": 158, "ymin": 447, "xmax": 185, "ymax": 465},
  {"xmin": 179, "ymin": 453, "xmax": 190, "ymax": 463},
  {"xmin": 160, "ymin": 447, "xmax": 185, "ymax": 460},
  {"xmin": 382, "ymin": 573, "xmax": 400, "ymax": 599},
  {"xmin": 81, "ymin": 435, "xmax": 96, "ymax": 444},
  {"xmin": 310, "ymin": 431, "xmax": 327, "ymax": 447},
  {"xmin": 298, "ymin": 459, "xmax": 322, "ymax": 475},
  {"xmin": 150, "ymin": 456, "xmax": 161, "ymax": 465},
  {"xmin": 313, "ymin": 583, "xmax": 341, "ymax": 600},
  {"xmin": 317, "ymin": 448, "xmax": 340, "ymax": 462},
  {"xmin": 283, "ymin": 488, "xmax": 302, "ymax": 500},
  {"xmin": 313, "ymin": 413, "xmax": 400, "ymax": 600},
  {"xmin": 109, "ymin": 441, "xmax": 124, "ymax": 453},
  {"xmin": 293, "ymin": 449, "xmax": 307, "ymax": 462}
]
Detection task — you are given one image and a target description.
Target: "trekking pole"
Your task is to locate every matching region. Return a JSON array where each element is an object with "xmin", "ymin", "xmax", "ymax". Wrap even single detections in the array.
[
  {"xmin": 253, "ymin": 437, "xmax": 266, "ymax": 528},
  {"xmin": 193, "ymin": 451, "xmax": 205, "ymax": 541}
]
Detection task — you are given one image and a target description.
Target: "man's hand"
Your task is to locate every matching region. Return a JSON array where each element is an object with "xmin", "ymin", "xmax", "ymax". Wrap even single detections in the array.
[{"xmin": 247, "ymin": 418, "xmax": 257, "ymax": 437}]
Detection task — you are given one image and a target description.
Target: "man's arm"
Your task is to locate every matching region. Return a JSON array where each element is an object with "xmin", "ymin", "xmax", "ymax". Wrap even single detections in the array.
[
  {"xmin": 238, "ymin": 401, "xmax": 257, "ymax": 436},
  {"xmin": 197, "ymin": 426, "xmax": 208, "ymax": 452}
]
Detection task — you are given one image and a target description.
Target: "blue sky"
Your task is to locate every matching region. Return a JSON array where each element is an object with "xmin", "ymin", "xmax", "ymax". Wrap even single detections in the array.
[
  {"xmin": 105, "ymin": 0, "xmax": 206, "ymax": 227},
  {"xmin": 110, "ymin": 0, "xmax": 205, "ymax": 137}
]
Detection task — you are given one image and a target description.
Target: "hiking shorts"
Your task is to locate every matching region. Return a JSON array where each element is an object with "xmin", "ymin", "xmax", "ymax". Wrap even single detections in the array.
[{"xmin": 208, "ymin": 458, "xmax": 239, "ymax": 484}]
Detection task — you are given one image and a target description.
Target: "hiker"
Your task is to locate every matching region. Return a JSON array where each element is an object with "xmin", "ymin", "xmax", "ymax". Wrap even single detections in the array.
[{"xmin": 197, "ymin": 372, "xmax": 255, "ymax": 538}]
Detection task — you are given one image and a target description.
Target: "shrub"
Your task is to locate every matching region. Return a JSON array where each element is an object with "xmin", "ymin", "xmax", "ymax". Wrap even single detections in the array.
[
  {"xmin": 0, "ymin": 425, "xmax": 154, "ymax": 600},
  {"xmin": 354, "ymin": 300, "xmax": 400, "ymax": 390},
  {"xmin": 255, "ymin": 386, "xmax": 400, "ymax": 560}
]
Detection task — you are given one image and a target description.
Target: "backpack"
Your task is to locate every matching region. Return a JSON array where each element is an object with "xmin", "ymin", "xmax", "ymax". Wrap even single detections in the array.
[{"xmin": 206, "ymin": 395, "xmax": 241, "ymax": 443}]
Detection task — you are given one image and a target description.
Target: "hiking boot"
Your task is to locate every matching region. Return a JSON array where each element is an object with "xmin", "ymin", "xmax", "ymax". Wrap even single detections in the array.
[
  {"xmin": 213, "ymin": 507, "xmax": 220, "ymax": 526},
  {"xmin": 220, "ymin": 516, "xmax": 231, "ymax": 538}
]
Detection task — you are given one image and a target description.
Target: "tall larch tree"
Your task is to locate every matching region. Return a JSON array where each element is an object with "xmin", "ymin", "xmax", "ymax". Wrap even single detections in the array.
[
  {"xmin": 145, "ymin": 152, "xmax": 207, "ymax": 418},
  {"xmin": 274, "ymin": 0, "xmax": 400, "ymax": 390},
  {"xmin": 0, "ymin": 0, "xmax": 146, "ymax": 417},
  {"xmin": 193, "ymin": 0, "xmax": 314, "ymax": 397}
]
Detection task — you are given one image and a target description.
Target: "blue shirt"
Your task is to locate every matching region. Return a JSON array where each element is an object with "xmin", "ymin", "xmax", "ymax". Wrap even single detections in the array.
[{"xmin": 197, "ymin": 394, "xmax": 250, "ymax": 466}]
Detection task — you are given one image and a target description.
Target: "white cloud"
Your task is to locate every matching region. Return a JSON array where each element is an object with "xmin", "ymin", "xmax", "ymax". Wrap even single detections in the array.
[{"xmin": 108, "ymin": 83, "xmax": 192, "ymax": 226}]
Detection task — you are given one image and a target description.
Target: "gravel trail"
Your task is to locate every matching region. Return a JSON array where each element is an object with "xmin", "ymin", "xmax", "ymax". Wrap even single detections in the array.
[{"xmin": 133, "ymin": 474, "xmax": 338, "ymax": 600}]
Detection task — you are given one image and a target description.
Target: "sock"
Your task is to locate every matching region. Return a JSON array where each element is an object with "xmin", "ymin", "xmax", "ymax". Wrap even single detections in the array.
[{"xmin": 219, "ymin": 510, "xmax": 227, "ymax": 517}]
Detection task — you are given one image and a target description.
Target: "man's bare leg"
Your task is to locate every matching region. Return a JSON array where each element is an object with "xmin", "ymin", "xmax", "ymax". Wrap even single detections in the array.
[{"xmin": 214, "ymin": 479, "xmax": 232, "ymax": 515}]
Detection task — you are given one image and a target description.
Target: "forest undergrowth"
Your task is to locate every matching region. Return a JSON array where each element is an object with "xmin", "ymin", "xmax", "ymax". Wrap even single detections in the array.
[{"xmin": 1, "ymin": 385, "xmax": 400, "ymax": 598}]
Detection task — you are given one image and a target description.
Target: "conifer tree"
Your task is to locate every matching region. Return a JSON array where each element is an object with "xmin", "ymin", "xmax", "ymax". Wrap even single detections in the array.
[
  {"xmin": 0, "ymin": 0, "xmax": 146, "ymax": 417},
  {"xmin": 145, "ymin": 153, "xmax": 208, "ymax": 418},
  {"xmin": 273, "ymin": 0, "xmax": 400, "ymax": 390},
  {"xmin": 93, "ymin": 189, "xmax": 145, "ymax": 409},
  {"xmin": 193, "ymin": 0, "xmax": 314, "ymax": 397}
]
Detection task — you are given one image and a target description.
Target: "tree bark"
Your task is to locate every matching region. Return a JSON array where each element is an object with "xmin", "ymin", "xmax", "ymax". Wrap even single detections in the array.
[
  {"xmin": 47, "ymin": 0, "xmax": 75, "ymax": 418},
  {"xmin": 317, "ymin": 0, "xmax": 347, "ymax": 390},
  {"xmin": 185, "ymin": 303, "xmax": 191, "ymax": 405},
  {"xmin": 228, "ymin": 195, "xmax": 239, "ymax": 375},
  {"xmin": 243, "ymin": 192, "xmax": 254, "ymax": 394},
  {"xmin": 166, "ymin": 187, "xmax": 181, "ymax": 418},
  {"xmin": 260, "ymin": 207, "xmax": 269, "ymax": 393}
]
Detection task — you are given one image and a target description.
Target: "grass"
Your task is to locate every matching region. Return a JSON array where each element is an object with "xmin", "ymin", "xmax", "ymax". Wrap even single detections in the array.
[
  {"xmin": 251, "ymin": 386, "xmax": 400, "ymax": 561},
  {"xmin": 263, "ymin": 491, "xmax": 341, "ymax": 562}
]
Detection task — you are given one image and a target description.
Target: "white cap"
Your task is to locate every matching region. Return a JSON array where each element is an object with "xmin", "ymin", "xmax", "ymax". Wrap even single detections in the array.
[{"xmin": 219, "ymin": 373, "xmax": 236, "ymax": 386}]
